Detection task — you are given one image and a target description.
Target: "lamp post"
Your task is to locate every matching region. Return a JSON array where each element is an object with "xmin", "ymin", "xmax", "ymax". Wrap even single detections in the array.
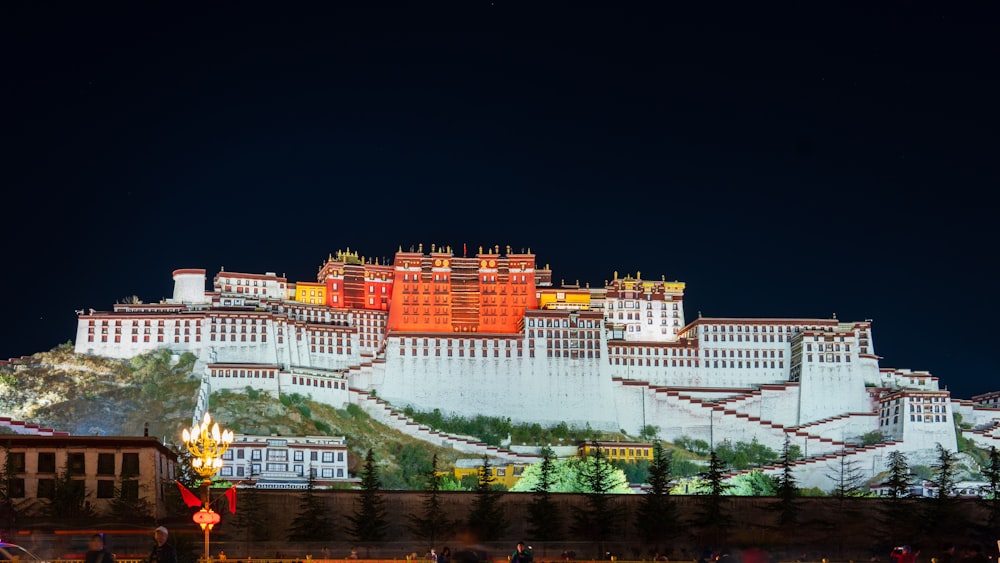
[{"xmin": 182, "ymin": 412, "xmax": 234, "ymax": 563}]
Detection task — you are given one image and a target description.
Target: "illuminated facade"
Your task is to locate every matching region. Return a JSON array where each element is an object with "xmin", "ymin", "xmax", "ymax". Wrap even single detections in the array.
[
  {"xmin": 72, "ymin": 244, "xmax": 1000, "ymax": 491},
  {"xmin": 218, "ymin": 434, "xmax": 350, "ymax": 489},
  {"xmin": 453, "ymin": 458, "xmax": 528, "ymax": 489},
  {"xmin": 577, "ymin": 441, "xmax": 655, "ymax": 463},
  {"xmin": 0, "ymin": 435, "xmax": 178, "ymax": 519}
]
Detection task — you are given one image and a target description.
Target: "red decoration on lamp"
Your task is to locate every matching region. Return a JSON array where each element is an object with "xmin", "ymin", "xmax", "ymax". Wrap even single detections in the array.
[{"xmin": 193, "ymin": 508, "xmax": 221, "ymax": 530}]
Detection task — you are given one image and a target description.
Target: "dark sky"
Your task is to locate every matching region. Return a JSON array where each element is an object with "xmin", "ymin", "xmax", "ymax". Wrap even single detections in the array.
[{"xmin": 3, "ymin": 4, "xmax": 998, "ymax": 399}]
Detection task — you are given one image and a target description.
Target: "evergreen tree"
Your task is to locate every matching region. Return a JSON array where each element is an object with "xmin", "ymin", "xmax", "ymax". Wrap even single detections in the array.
[
  {"xmin": 929, "ymin": 443, "xmax": 958, "ymax": 499},
  {"xmin": 635, "ymin": 440, "xmax": 679, "ymax": 543},
  {"xmin": 981, "ymin": 446, "xmax": 1000, "ymax": 542},
  {"xmin": 772, "ymin": 435, "xmax": 800, "ymax": 527},
  {"xmin": 571, "ymin": 441, "xmax": 627, "ymax": 548},
  {"xmin": 0, "ymin": 443, "xmax": 23, "ymax": 530},
  {"xmin": 109, "ymin": 474, "xmax": 153, "ymax": 522},
  {"xmin": 526, "ymin": 446, "xmax": 562, "ymax": 541},
  {"xmin": 47, "ymin": 460, "xmax": 94, "ymax": 520},
  {"xmin": 234, "ymin": 483, "xmax": 270, "ymax": 542},
  {"xmin": 827, "ymin": 455, "xmax": 868, "ymax": 499},
  {"xmin": 879, "ymin": 450, "xmax": 916, "ymax": 544},
  {"xmin": 409, "ymin": 453, "xmax": 456, "ymax": 546},
  {"xmin": 692, "ymin": 451, "xmax": 733, "ymax": 544},
  {"xmin": 346, "ymin": 448, "xmax": 388, "ymax": 542},
  {"xmin": 885, "ymin": 450, "xmax": 913, "ymax": 499},
  {"xmin": 923, "ymin": 443, "xmax": 965, "ymax": 543},
  {"xmin": 466, "ymin": 455, "xmax": 507, "ymax": 542},
  {"xmin": 287, "ymin": 473, "xmax": 333, "ymax": 541}
]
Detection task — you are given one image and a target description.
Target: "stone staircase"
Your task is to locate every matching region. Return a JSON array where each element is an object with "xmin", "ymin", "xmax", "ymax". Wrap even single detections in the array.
[{"xmin": 350, "ymin": 387, "xmax": 541, "ymax": 464}]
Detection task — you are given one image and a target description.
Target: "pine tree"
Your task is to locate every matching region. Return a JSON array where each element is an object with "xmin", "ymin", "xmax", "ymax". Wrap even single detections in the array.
[
  {"xmin": 879, "ymin": 450, "xmax": 916, "ymax": 544},
  {"xmin": 885, "ymin": 450, "xmax": 912, "ymax": 499},
  {"xmin": 287, "ymin": 473, "xmax": 333, "ymax": 541},
  {"xmin": 466, "ymin": 455, "xmax": 507, "ymax": 542},
  {"xmin": 0, "ymin": 442, "xmax": 23, "ymax": 530},
  {"xmin": 693, "ymin": 450, "xmax": 734, "ymax": 544},
  {"xmin": 48, "ymin": 460, "xmax": 94, "ymax": 520},
  {"xmin": 923, "ymin": 443, "xmax": 965, "ymax": 543},
  {"xmin": 572, "ymin": 441, "xmax": 627, "ymax": 547},
  {"xmin": 827, "ymin": 455, "xmax": 868, "ymax": 499},
  {"xmin": 772, "ymin": 435, "xmax": 800, "ymax": 527},
  {"xmin": 346, "ymin": 448, "xmax": 388, "ymax": 542},
  {"xmin": 981, "ymin": 446, "xmax": 1000, "ymax": 541},
  {"xmin": 109, "ymin": 474, "xmax": 153, "ymax": 522},
  {"xmin": 234, "ymin": 483, "xmax": 270, "ymax": 542},
  {"xmin": 409, "ymin": 453, "xmax": 455, "ymax": 546},
  {"xmin": 635, "ymin": 440, "xmax": 679, "ymax": 543},
  {"xmin": 526, "ymin": 446, "xmax": 562, "ymax": 541}
]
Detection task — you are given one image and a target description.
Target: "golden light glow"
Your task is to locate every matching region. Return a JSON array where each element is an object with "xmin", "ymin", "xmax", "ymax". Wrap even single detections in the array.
[{"xmin": 181, "ymin": 412, "xmax": 234, "ymax": 479}]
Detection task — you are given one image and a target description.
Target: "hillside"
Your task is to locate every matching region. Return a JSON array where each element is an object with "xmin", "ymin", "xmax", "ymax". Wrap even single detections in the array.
[{"xmin": 0, "ymin": 345, "xmax": 467, "ymax": 485}]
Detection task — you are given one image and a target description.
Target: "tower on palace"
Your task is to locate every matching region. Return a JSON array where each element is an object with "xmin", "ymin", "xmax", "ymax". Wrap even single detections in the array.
[{"xmin": 386, "ymin": 244, "xmax": 543, "ymax": 334}]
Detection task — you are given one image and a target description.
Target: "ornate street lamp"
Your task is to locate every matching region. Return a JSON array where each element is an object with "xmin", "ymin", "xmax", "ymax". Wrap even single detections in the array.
[{"xmin": 182, "ymin": 412, "xmax": 234, "ymax": 563}]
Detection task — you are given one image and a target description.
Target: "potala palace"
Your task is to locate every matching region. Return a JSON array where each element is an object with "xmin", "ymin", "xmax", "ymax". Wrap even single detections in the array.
[{"xmin": 73, "ymin": 245, "xmax": 1000, "ymax": 490}]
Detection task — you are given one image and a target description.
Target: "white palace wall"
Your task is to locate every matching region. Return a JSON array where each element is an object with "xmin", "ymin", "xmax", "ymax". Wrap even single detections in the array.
[
  {"xmin": 376, "ymin": 334, "xmax": 620, "ymax": 431},
  {"xmin": 796, "ymin": 362, "xmax": 873, "ymax": 424}
]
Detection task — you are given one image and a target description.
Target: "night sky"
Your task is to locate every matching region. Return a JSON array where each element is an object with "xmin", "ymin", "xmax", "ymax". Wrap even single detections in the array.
[{"xmin": 3, "ymin": 4, "xmax": 998, "ymax": 399}]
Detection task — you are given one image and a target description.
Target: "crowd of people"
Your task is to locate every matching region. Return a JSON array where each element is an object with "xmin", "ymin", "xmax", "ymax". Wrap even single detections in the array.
[{"xmin": 76, "ymin": 527, "xmax": 999, "ymax": 563}]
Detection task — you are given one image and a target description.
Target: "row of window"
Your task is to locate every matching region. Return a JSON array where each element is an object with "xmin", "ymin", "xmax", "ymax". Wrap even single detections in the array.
[
  {"xmin": 607, "ymin": 302, "xmax": 681, "ymax": 310},
  {"xmin": 291, "ymin": 376, "xmax": 347, "ymax": 390},
  {"xmin": 526, "ymin": 318, "xmax": 598, "ymax": 328},
  {"xmin": 222, "ymin": 449, "xmax": 344, "ymax": 463},
  {"xmin": 879, "ymin": 414, "xmax": 948, "ymax": 425},
  {"xmin": 703, "ymin": 325, "xmax": 807, "ymax": 334},
  {"xmin": 401, "ymin": 347, "xmax": 525, "ymax": 358},
  {"xmin": 2, "ymin": 478, "xmax": 139, "ymax": 500},
  {"xmin": 708, "ymin": 334, "xmax": 788, "ymax": 343},
  {"xmin": 218, "ymin": 465, "xmax": 347, "ymax": 478},
  {"xmin": 806, "ymin": 354, "xmax": 851, "ymax": 363},
  {"xmin": 4, "ymin": 452, "xmax": 140, "ymax": 476}
]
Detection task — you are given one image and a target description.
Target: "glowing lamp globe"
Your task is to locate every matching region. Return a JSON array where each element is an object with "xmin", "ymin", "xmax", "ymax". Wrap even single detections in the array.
[{"xmin": 193, "ymin": 508, "xmax": 221, "ymax": 530}]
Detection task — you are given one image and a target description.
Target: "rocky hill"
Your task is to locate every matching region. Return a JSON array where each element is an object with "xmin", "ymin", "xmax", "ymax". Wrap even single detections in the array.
[{"xmin": 0, "ymin": 345, "xmax": 466, "ymax": 485}]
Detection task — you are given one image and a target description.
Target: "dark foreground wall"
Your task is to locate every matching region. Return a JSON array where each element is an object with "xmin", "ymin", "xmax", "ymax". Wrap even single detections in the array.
[
  {"xmin": 10, "ymin": 490, "xmax": 999, "ymax": 563},
  {"xmin": 203, "ymin": 490, "xmax": 998, "ymax": 561}
]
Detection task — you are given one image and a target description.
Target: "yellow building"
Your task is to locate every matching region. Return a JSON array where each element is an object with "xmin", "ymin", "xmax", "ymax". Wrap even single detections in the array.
[
  {"xmin": 577, "ymin": 441, "xmax": 654, "ymax": 463},
  {"xmin": 453, "ymin": 458, "xmax": 528, "ymax": 489},
  {"xmin": 537, "ymin": 286, "xmax": 591, "ymax": 311},
  {"xmin": 293, "ymin": 281, "xmax": 327, "ymax": 305}
]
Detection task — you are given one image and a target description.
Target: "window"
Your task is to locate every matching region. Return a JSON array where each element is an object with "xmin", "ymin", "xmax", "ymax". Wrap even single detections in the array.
[
  {"xmin": 294, "ymin": 450, "xmax": 304, "ymax": 462},
  {"xmin": 38, "ymin": 452, "xmax": 56, "ymax": 473},
  {"xmin": 121, "ymin": 479, "xmax": 139, "ymax": 500},
  {"xmin": 337, "ymin": 452, "xmax": 344, "ymax": 462},
  {"xmin": 68, "ymin": 453, "xmax": 86, "ymax": 475},
  {"xmin": 9, "ymin": 452, "xmax": 25, "ymax": 473},
  {"xmin": 8, "ymin": 478, "xmax": 24, "ymax": 498},
  {"xmin": 251, "ymin": 449, "xmax": 262, "ymax": 461},
  {"xmin": 322, "ymin": 468, "xmax": 334, "ymax": 478},
  {"xmin": 311, "ymin": 451, "xmax": 318, "ymax": 461},
  {"xmin": 220, "ymin": 467, "xmax": 233, "ymax": 477},
  {"xmin": 97, "ymin": 480, "xmax": 115, "ymax": 498},
  {"xmin": 322, "ymin": 452, "xmax": 334, "ymax": 463},
  {"xmin": 37, "ymin": 479, "xmax": 56, "ymax": 499},
  {"xmin": 97, "ymin": 453, "xmax": 115, "ymax": 475},
  {"xmin": 236, "ymin": 466, "xmax": 245, "ymax": 477},
  {"xmin": 294, "ymin": 464, "xmax": 304, "ymax": 476},
  {"xmin": 237, "ymin": 449, "xmax": 245, "ymax": 459},
  {"xmin": 122, "ymin": 453, "xmax": 140, "ymax": 476}
]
